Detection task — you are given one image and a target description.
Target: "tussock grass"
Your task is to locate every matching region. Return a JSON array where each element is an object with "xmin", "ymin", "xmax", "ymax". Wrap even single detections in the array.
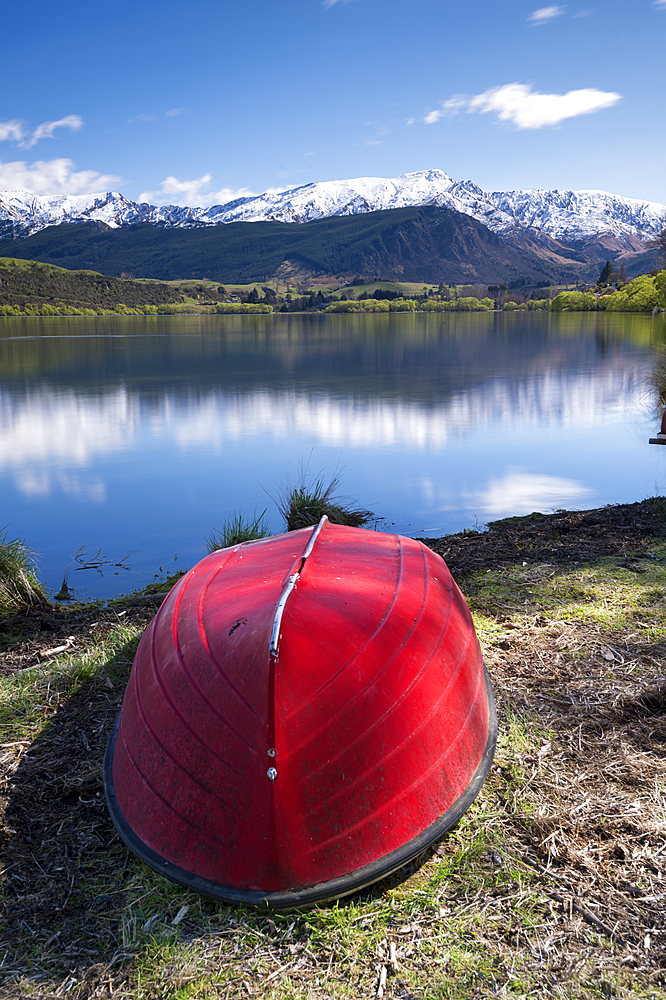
[
  {"xmin": 647, "ymin": 344, "xmax": 666, "ymax": 408},
  {"xmin": 277, "ymin": 472, "xmax": 376, "ymax": 531},
  {"xmin": 206, "ymin": 510, "xmax": 272, "ymax": 552},
  {"xmin": 0, "ymin": 529, "xmax": 49, "ymax": 613}
]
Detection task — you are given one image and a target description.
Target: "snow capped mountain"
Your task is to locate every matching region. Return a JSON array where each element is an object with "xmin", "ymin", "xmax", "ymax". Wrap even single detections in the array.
[
  {"xmin": 491, "ymin": 187, "xmax": 666, "ymax": 250},
  {"xmin": 0, "ymin": 170, "xmax": 516, "ymax": 236},
  {"xmin": 0, "ymin": 190, "xmax": 213, "ymax": 237},
  {"xmin": 200, "ymin": 169, "xmax": 517, "ymax": 234},
  {"xmin": 1, "ymin": 169, "xmax": 664, "ymax": 253}
]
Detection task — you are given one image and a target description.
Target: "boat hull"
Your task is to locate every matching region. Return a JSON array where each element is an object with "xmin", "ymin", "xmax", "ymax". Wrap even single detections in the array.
[{"xmin": 104, "ymin": 519, "xmax": 497, "ymax": 908}]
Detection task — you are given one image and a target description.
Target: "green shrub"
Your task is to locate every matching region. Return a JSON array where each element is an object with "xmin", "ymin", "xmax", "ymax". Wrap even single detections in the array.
[
  {"xmin": 214, "ymin": 302, "xmax": 273, "ymax": 314},
  {"xmin": 0, "ymin": 301, "xmax": 183, "ymax": 317},
  {"xmin": 421, "ymin": 299, "xmax": 449, "ymax": 311},
  {"xmin": 657, "ymin": 271, "xmax": 666, "ymax": 309},
  {"xmin": 605, "ymin": 274, "xmax": 660, "ymax": 312},
  {"xmin": 156, "ymin": 304, "xmax": 188, "ymax": 314},
  {"xmin": 421, "ymin": 296, "xmax": 493, "ymax": 312},
  {"xmin": 455, "ymin": 296, "xmax": 493, "ymax": 311},
  {"xmin": 325, "ymin": 299, "xmax": 389, "ymax": 313},
  {"xmin": 550, "ymin": 291, "xmax": 596, "ymax": 312}
]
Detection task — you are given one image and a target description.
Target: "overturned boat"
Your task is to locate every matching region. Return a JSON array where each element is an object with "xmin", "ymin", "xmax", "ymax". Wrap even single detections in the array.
[{"xmin": 104, "ymin": 517, "xmax": 496, "ymax": 908}]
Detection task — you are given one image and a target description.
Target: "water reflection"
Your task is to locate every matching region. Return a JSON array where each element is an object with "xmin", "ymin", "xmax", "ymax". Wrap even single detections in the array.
[
  {"xmin": 0, "ymin": 311, "xmax": 663, "ymax": 596},
  {"xmin": 464, "ymin": 470, "xmax": 593, "ymax": 517},
  {"xmin": 0, "ymin": 364, "xmax": 649, "ymax": 489}
]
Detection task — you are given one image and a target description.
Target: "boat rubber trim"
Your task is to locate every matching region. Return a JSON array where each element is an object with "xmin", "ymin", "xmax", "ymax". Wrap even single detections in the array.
[{"xmin": 104, "ymin": 663, "xmax": 498, "ymax": 912}]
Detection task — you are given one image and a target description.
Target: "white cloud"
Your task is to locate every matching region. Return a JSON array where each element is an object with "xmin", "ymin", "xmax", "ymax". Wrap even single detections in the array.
[
  {"xmin": 322, "ymin": 0, "xmax": 359, "ymax": 7},
  {"xmin": 0, "ymin": 158, "xmax": 120, "ymax": 196},
  {"xmin": 653, "ymin": 1, "xmax": 666, "ymax": 8},
  {"xmin": 138, "ymin": 174, "xmax": 256, "ymax": 207},
  {"xmin": 22, "ymin": 115, "xmax": 84, "ymax": 149},
  {"xmin": 528, "ymin": 5, "xmax": 565, "ymax": 24},
  {"xmin": 0, "ymin": 120, "xmax": 25, "ymax": 142},
  {"xmin": 425, "ymin": 82, "xmax": 621, "ymax": 129},
  {"xmin": 139, "ymin": 173, "xmax": 213, "ymax": 204},
  {"xmin": 469, "ymin": 470, "xmax": 592, "ymax": 517},
  {"xmin": 424, "ymin": 95, "xmax": 468, "ymax": 124},
  {"xmin": 0, "ymin": 115, "xmax": 84, "ymax": 150},
  {"xmin": 129, "ymin": 108, "xmax": 189, "ymax": 123},
  {"xmin": 16, "ymin": 470, "xmax": 106, "ymax": 502}
]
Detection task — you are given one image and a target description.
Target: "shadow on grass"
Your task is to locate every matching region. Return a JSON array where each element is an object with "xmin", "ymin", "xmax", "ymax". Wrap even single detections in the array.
[
  {"xmin": 1, "ymin": 634, "xmax": 142, "ymax": 996},
  {"xmin": 0, "ymin": 629, "xmax": 454, "ymax": 999},
  {"xmin": 0, "ymin": 604, "xmax": 77, "ymax": 656}
]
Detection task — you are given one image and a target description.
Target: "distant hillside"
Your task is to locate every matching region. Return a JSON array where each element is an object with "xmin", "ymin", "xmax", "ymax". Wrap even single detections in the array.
[
  {"xmin": 0, "ymin": 257, "xmax": 184, "ymax": 311},
  {"xmin": 0, "ymin": 206, "xmax": 600, "ymax": 285}
]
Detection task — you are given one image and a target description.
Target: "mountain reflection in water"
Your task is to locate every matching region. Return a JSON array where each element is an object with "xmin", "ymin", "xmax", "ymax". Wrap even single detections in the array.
[{"xmin": 0, "ymin": 310, "xmax": 663, "ymax": 597}]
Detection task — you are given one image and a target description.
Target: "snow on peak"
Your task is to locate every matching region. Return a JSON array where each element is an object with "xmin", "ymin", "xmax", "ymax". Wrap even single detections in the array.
[
  {"xmin": 1, "ymin": 169, "xmax": 664, "ymax": 249},
  {"xmin": 491, "ymin": 187, "xmax": 666, "ymax": 244}
]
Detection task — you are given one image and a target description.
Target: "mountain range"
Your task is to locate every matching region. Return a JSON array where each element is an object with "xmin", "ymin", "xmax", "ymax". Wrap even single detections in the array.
[{"xmin": 1, "ymin": 169, "xmax": 663, "ymax": 285}]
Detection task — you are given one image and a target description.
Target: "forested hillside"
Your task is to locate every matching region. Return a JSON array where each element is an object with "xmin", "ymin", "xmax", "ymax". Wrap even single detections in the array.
[
  {"xmin": 0, "ymin": 206, "xmax": 592, "ymax": 285},
  {"xmin": 0, "ymin": 258, "xmax": 184, "ymax": 311}
]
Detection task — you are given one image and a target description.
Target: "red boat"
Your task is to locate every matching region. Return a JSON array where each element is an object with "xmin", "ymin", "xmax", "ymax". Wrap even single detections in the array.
[{"xmin": 104, "ymin": 517, "xmax": 496, "ymax": 908}]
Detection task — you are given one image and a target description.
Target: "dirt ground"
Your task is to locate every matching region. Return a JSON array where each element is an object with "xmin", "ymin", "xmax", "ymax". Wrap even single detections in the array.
[
  {"xmin": 422, "ymin": 496, "xmax": 666, "ymax": 579},
  {"xmin": 1, "ymin": 500, "xmax": 665, "ymax": 998}
]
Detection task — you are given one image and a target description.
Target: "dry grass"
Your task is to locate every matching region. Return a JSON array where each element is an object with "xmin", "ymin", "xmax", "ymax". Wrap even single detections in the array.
[{"xmin": 0, "ymin": 501, "xmax": 665, "ymax": 999}]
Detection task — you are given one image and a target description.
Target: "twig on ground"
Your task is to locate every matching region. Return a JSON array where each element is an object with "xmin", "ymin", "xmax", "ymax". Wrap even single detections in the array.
[{"xmin": 546, "ymin": 889, "xmax": 628, "ymax": 947}]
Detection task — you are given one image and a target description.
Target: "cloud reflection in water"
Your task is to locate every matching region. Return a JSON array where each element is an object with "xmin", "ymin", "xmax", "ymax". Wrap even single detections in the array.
[
  {"xmin": 0, "ymin": 361, "xmax": 646, "ymax": 502},
  {"xmin": 468, "ymin": 469, "xmax": 593, "ymax": 517}
]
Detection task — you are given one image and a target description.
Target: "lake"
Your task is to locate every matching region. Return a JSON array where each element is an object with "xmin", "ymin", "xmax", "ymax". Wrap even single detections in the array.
[{"xmin": 1, "ymin": 309, "xmax": 665, "ymax": 599}]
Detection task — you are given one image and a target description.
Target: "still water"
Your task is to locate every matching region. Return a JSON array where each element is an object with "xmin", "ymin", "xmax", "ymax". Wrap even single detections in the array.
[{"xmin": 1, "ymin": 310, "xmax": 665, "ymax": 598}]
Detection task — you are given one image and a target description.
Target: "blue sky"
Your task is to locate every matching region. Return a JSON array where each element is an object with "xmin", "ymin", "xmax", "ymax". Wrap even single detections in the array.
[{"xmin": 1, "ymin": 0, "xmax": 665, "ymax": 206}]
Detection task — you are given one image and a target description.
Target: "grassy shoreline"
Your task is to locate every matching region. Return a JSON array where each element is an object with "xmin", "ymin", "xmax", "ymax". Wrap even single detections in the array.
[{"xmin": 1, "ymin": 500, "xmax": 665, "ymax": 998}]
